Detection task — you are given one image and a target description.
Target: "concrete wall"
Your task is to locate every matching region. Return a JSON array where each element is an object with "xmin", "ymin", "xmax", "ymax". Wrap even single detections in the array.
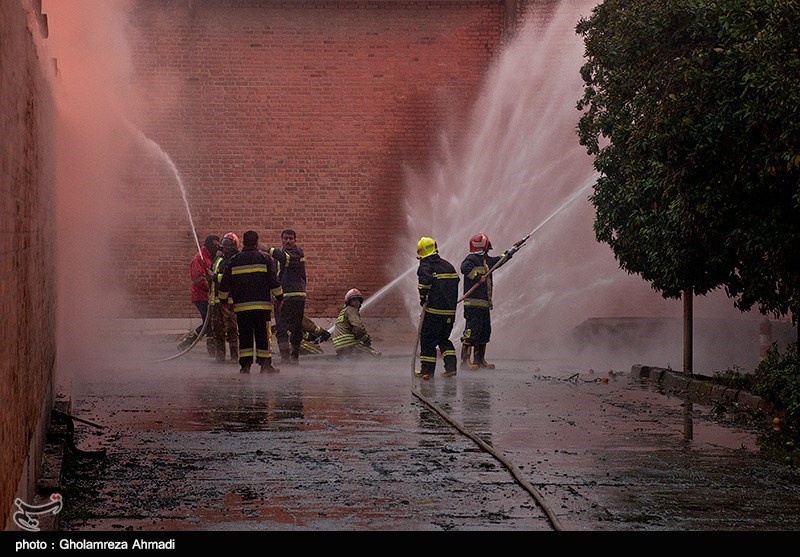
[
  {"xmin": 0, "ymin": 0, "xmax": 57, "ymax": 531},
  {"xmin": 118, "ymin": 0, "xmax": 538, "ymax": 319}
]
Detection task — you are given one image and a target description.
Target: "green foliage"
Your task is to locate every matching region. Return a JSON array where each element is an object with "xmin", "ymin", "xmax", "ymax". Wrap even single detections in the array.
[
  {"xmin": 712, "ymin": 366, "xmax": 756, "ymax": 391},
  {"xmin": 576, "ymin": 0, "xmax": 800, "ymax": 316},
  {"xmin": 754, "ymin": 343, "xmax": 800, "ymax": 424}
]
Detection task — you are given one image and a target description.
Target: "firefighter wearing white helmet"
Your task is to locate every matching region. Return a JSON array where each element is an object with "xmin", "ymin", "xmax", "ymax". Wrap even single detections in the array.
[
  {"xmin": 416, "ymin": 236, "xmax": 459, "ymax": 378},
  {"xmin": 332, "ymin": 288, "xmax": 380, "ymax": 358},
  {"xmin": 459, "ymin": 232, "xmax": 517, "ymax": 370}
]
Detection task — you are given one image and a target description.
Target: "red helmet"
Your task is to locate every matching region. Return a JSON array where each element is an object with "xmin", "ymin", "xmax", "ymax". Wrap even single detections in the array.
[
  {"xmin": 344, "ymin": 288, "xmax": 364, "ymax": 305},
  {"xmin": 469, "ymin": 233, "xmax": 490, "ymax": 253},
  {"xmin": 223, "ymin": 232, "xmax": 239, "ymax": 249}
]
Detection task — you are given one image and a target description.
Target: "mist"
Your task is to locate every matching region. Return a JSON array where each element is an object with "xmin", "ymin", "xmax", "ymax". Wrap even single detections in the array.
[
  {"xmin": 36, "ymin": 0, "xmax": 766, "ymax": 382},
  {"xmin": 394, "ymin": 0, "xmax": 762, "ymax": 373},
  {"xmin": 38, "ymin": 0, "xmax": 140, "ymax": 393}
]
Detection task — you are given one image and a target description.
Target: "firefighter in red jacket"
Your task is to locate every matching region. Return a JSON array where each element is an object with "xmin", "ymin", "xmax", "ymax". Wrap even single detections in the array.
[{"xmin": 179, "ymin": 234, "xmax": 220, "ymax": 353}]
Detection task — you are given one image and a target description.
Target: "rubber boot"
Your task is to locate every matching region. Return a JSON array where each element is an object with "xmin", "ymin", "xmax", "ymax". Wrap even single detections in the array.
[
  {"xmin": 475, "ymin": 344, "xmax": 495, "ymax": 369},
  {"xmin": 178, "ymin": 331, "xmax": 198, "ymax": 351},
  {"xmin": 260, "ymin": 358, "xmax": 280, "ymax": 374},
  {"xmin": 289, "ymin": 345, "xmax": 300, "ymax": 366},
  {"xmin": 278, "ymin": 341, "xmax": 291, "ymax": 363},
  {"xmin": 460, "ymin": 344, "xmax": 479, "ymax": 370},
  {"xmin": 228, "ymin": 339, "xmax": 239, "ymax": 363},
  {"xmin": 239, "ymin": 362, "xmax": 251, "ymax": 374}
]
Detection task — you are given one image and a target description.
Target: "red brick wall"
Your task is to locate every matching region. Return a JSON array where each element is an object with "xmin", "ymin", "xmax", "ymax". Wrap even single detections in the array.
[
  {"xmin": 0, "ymin": 0, "xmax": 56, "ymax": 530},
  {"xmin": 119, "ymin": 0, "xmax": 513, "ymax": 318}
]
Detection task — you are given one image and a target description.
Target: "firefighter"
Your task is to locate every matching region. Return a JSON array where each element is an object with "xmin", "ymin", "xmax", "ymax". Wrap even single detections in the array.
[
  {"xmin": 416, "ymin": 237, "xmax": 459, "ymax": 378},
  {"xmin": 218, "ymin": 230, "xmax": 284, "ymax": 374},
  {"xmin": 332, "ymin": 288, "xmax": 380, "ymax": 358},
  {"xmin": 209, "ymin": 232, "xmax": 240, "ymax": 363},
  {"xmin": 459, "ymin": 232, "xmax": 521, "ymax": 369},
  {"xmin": 179, "ymin": 234, "xmax": 220, "ymax": 353},
  {"xmin": 266, "ymin": 229, "xmax": 307, "ymax": 365}
]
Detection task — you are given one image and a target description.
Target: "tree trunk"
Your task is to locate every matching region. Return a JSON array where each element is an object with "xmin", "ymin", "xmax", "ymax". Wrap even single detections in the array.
[{"xmin": 683, "ymin": 288, "xmax": 693, "ymax": 375}]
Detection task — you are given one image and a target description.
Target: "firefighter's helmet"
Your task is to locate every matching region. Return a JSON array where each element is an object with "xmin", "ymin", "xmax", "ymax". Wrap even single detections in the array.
[
  {"xmin": 344, "ymin": 288, "xmax": 364, "ymax": 305},
  {"xmin": 220, "ymin": 237, "xmax": 237, "ymax": 255},
  {"xmin": 416, "ymin": 236, "xmax": 438, "ymax": 259},
  {"xmin": 469, "ymin": 233, "xmax": 490, "ymax": 253},
  {"xmin": 222, "ymin": 232, "xmax": 239, "ymax": 249}
]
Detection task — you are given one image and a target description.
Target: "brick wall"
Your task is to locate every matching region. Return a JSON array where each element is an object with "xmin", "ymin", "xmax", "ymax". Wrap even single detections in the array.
[
  {"xmin": 118, "ymin": 0, "xmax": 524, "ymax": 319},
  {"xmin": 0, "ymin": 0, "xmax": 57, "ymax": 530}
]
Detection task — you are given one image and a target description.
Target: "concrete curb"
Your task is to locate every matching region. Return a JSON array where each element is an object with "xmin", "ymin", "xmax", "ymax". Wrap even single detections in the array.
[{"xmin": 631, "ymin": 364, "xmax": 780, "ymax": 417}]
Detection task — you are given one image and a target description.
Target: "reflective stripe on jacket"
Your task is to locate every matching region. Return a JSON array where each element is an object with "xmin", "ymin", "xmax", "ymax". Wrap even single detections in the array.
[
  {"xmin": 332, "ymin": 305, "xmax": 369, "ymax": 351},
  {"xmin": 218, "ymin": 246, "xmax": 283, "ymax": 312},
  {"xmin": 269, "ymin": 245, "xmax": 307, "ymax": 298},
  {"xmin": 417, "ymin": 254, "xmax": 459, "ymax": 316},
  {"xmin": 460, "ymin": 252, "xmax": 502, "ymax": 310}
]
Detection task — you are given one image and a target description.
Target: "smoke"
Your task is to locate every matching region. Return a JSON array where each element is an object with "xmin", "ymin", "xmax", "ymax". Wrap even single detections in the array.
[
  {"xmin": 395, "ymin": 0, "xmax": 760, "ymax": 372},
  {"xmin": 38, "ymin": 0, "xmax": 138, "ymax": 389}
]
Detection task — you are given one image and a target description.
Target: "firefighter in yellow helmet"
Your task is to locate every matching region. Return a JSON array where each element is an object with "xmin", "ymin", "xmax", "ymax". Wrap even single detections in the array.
[{"xmin": 415, "ymin": 237, "xmax": 459, "ymax": 378}]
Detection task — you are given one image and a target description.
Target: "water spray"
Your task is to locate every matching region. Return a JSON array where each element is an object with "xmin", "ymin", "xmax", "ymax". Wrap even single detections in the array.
[
  {"xmin": 328, "ymin": 177, "xmax": 598, "ymax": 349},
  {"xmin": 123, "ymin": 119, "xmax": 202, "ymax": 255},
  {"xmin": 409, "ymin": 178, "xmax": 597, "ymax": 374},
  {"xmin": 123, "ymin": 118, "xmax": 211, "ymax": 360}
]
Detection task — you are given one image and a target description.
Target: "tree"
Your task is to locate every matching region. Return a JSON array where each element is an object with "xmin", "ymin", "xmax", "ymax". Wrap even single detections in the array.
[
  {"xmin": 576, "ymin": 0, "xmax": 800, "ymax": 367},
  {"xmin": 715, "ymin": 2, "xmax": 800, "ymax": 346}
]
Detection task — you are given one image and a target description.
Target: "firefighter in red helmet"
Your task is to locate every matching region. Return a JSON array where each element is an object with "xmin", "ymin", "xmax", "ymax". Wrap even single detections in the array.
[
  {"xmin": 209, "ymin": 233, "xmax": 240, "ymax": 363},
  {"xmin": 332, "ymin": 288, "xmax": 380, "ymax": 357},
  {"xmin": 459, "ymin": 232, "xmax": 515, "ymax": 370}
]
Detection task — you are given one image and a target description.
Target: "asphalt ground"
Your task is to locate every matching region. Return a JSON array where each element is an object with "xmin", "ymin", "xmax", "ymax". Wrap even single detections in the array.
[{"xmin": 45, "ymin": 320, "xmax": 800, "ymax": 541}]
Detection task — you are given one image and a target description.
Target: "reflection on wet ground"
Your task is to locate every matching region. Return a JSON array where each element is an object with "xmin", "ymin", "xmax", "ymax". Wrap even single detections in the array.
[{"xmin": 57, "ymin": 334, "xmax": 800, "ymax": 531}]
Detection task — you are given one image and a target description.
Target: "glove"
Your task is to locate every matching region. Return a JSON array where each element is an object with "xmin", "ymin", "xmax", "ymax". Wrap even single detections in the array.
[
  {"xmin": 362, "ymin": 335, "xmax": 371, "ymax": 347},
  {"xmin": 419, "ymin": 297, "xmax": 427, "ymax": 307}
]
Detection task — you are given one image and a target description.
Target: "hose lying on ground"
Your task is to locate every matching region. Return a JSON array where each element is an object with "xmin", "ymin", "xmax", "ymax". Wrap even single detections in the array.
[
  {"xmin": 148, "ymin": 308, "xmax": 212, "ymax": 363},
  {"xmin": 411, "ymin": 386, "xmax": 565, "ymax": 532}
]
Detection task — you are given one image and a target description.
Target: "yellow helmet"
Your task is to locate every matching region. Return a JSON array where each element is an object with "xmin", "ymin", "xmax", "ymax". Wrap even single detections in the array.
[{"xmin": 416, "ymin": 236, "xmax": 438, "ymax": 259}]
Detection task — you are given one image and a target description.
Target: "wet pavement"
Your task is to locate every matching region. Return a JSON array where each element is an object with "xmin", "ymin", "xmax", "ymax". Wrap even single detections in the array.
[{"xmin": 55, "ymin": 322, "xmax": 800, "ymax": 532}]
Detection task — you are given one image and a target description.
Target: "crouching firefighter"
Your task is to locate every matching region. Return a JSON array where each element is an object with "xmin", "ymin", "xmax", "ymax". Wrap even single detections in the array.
[
  {"xmin": 332, "ymin": 289, "xmax": 381, "ymax": 358},
  {"xmin": 459, "ymin": 232, "xmax": 523, "ymax": 370}
]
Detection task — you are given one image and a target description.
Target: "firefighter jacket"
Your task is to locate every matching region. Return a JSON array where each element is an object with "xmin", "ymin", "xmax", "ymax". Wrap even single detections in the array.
[
  {"xmin": 190, "ymin": 246, "xmax": 214, "ymax": 303},
  {"xmin": 460, "ymin": 252, "xmax": 504, "ymax": 310},
  {"xmin": 218, "ymin": 246, "xmax": 283, "ymax": 313},
  {"xmin": 417, "ymin": 254, "xmax": 459, "ymax": 317},
  {"xmin": 269, "ymin": 245, "xmax": 307, "ymax": 300},
  {"xmin": 332, "ymin": 305, "xmax": 370, "ymax": 352},
  {"xmin": 210, "ymin": 253, "xmax": 236, "ymax": 305}
]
